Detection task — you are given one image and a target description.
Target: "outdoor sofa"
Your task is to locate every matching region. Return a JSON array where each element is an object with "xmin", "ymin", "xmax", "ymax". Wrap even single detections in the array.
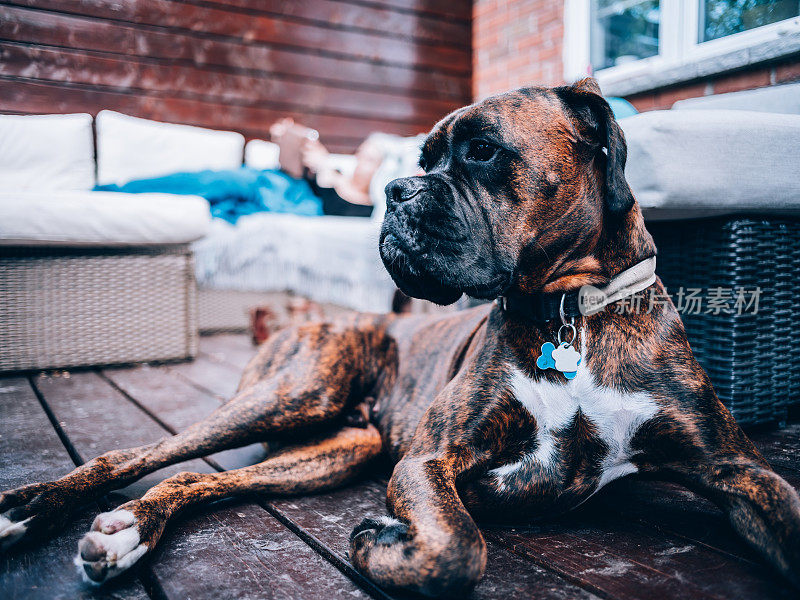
[
  {"xmin": 0, "ymin": 113, "xmax": 214, "ymax": 372},
  {"xmin": 620, "ymin": 81, "xmax": 800, "ymax": 426},
  {"xmin": 0, "ymin": 110, "xmax": 415, "ymax": 372}
]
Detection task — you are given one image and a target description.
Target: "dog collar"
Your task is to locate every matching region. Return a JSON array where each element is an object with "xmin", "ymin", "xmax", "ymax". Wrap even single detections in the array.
[{"xmin": 497, "ymin": 257, "xmax": 657, "ymax": 323}]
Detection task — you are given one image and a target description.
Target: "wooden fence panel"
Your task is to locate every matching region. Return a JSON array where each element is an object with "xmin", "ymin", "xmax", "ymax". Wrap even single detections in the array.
[{"xmin": 0, "ymin": 1, "xmax": 471, "ymax": 152}]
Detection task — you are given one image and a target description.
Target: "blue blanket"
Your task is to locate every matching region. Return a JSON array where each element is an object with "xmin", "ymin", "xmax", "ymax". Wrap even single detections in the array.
[{"xmin": 95, "ymin": 168, "xmax": 323, "ymax": 224}]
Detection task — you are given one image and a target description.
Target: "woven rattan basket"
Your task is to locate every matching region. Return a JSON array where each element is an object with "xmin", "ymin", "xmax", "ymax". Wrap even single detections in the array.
[
  {"xmin": 650, "ymin": 217, "xmax": 800, "ymax": 427},
  {"xmin": 0, "ymin": 245, "xmax": 198, "ymax": 373}
]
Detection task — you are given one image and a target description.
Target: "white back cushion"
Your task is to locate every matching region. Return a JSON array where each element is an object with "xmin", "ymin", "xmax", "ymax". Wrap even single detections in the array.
[
  {"xmin": 672, "ymin": 82, "xmax": 800, "ymax": 115},
  {"xmin": 244, "ymin": 139, "xmax": 280, "ymax": 170},
  {"xmin": 368, "ymin": 133, "xmax": 425, "ymax": 221},
  {"xmin": 622, "ymin": 109, "xmax": 800, "ymax": 219},
  {"xmin": 0, "ymin": 113, "xmax": 95, "ymax": 191},
  {"xmin": 96, "ymin": 111, "xmax": 245, "ymax": 185}
]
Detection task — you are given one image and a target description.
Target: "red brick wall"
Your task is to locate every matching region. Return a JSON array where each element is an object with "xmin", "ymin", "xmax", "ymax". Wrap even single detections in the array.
[
  {"xmin": 473, "ymin": 0, "xmax": 565, "ymax": 100},
  {"xmin": 473, "ymin": 1, "xmax": 800, "ymax": 111},
  {"xmin": 626, "ymin": 57, "xmax": 800, "ymax": 111}
]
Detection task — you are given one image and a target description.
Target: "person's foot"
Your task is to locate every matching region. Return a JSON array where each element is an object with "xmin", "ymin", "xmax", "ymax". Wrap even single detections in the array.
[
  {"xmin": 301, "ymin": 138, "xmax": 330, "ymax": 175},
  {"xmin": 269, "ymin": 117, "xmax": 295, "ymax": 141}
]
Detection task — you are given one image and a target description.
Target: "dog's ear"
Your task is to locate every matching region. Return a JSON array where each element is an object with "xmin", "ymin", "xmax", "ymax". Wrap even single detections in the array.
[{"xmin": 555, "ymin": 78, "xmax": 635, "ymax": 217}]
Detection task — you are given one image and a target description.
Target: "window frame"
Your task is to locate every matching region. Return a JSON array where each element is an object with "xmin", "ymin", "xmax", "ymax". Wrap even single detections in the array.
[{"xmin": 563, "ymin": 0, "xmax": 800, "ymax": 94}]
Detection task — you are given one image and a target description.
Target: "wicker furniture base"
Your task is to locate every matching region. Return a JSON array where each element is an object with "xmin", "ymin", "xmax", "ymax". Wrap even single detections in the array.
[
  {"xmin": 650, "ymin": 217, "xmax": 800, "ymax": 427},
  {"xmin": 198, "ymin": 289, "xmax": 284, "ymax": 333},
  {"xmin": 0, "ymin": 246, "xmax": 198, "ymax": 373},
  {"xmin": 197, "ymin": 288, "xmax": 354, "ymax": 333}
]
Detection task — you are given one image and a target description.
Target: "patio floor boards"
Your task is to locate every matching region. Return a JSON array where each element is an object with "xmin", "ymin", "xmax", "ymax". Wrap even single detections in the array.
[{"xmin": 2, "ymin": 333, "xmax": 799, "ymax": 599}]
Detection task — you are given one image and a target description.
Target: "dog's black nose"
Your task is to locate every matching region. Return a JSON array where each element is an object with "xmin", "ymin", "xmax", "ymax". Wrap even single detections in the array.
[{"xmin": 385, "ymin": 177, "xmax": 423, "ymax": 208}]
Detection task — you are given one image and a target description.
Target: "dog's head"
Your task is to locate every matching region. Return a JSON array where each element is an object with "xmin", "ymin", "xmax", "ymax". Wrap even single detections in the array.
[{"xmin": 380, "ymin": 78, "xmax": 644, "ymax": 305}]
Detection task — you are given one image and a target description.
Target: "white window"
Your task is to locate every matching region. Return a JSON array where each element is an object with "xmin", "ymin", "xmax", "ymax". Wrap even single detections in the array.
[{"xmin": 563, "ymin": 0, "xmax": 800, "ymax": 95}]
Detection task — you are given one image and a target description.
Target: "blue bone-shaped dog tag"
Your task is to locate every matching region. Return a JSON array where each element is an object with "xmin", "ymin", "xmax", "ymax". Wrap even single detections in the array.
[{"xmin": 536, "ymin": 342, "xmax": 581, "ymax": 380}]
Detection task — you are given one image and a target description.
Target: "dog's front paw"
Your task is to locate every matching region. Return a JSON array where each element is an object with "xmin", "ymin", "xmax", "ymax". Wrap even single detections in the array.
[
  {"xmin": 350, "ymin": 516, "xmax": 410, "ymax": 551},
  {"xmin": 0, "ymin": 482, "xmax": 70, "ymax": 551},
  {"xmin": 350, "ymin": 516, "xmax": 425, "ymax": 593},
  {"xmin": 75, "ymin": 508, "xmax": 149, "ymax": 585},
  {"xmin": 349, "ymin": 515, "xmax": 411, "ymax": 574},
  {"xmin": 349, "ymin": 515, "xmax": 485, "ymax": 598}
]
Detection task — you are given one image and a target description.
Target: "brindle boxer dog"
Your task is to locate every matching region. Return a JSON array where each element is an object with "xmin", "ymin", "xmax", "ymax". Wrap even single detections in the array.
[{"xmin": 2, "ymin": 78, "xmax": 799, "ymax": 597}]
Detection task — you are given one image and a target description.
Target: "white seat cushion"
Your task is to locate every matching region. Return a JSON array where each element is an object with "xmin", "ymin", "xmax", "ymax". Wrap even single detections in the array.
[
  {"xmin": 0, "ymin": 113, "xmax": 95, "ymax": 191},
  {"xmin": 194, "ymin": 214, "xmax": 396, "ymax": 313},
  {"xmin": 621, "ymin": 110, "xmax": 800, "ymax": 220},
  {"xmin": 0, "ymin": 191, "xmax": 211, "ymax": 247},
  {"xmin": 96, "ymin": 111, "xmax": 245, "ymax": 186}
]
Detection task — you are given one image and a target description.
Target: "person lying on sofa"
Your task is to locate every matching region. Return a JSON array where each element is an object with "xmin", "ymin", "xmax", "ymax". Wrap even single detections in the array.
[
  {"xmin": 96, "ymin": 121, "xmax": 387, "ymax": 223},
  {"xmin": 270, "ymin": 117, "xmax": 383, "ymax": 218}
]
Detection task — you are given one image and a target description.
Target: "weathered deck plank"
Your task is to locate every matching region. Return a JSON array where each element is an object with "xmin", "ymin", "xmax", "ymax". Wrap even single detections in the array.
[
  {"xmin": 32, "ymin": 371, "xmax": 371, "ymax": 600},
  {"xmin": 32, "ymin": 372, "xmax": 217, "ymax": 500},
  {"xmin": 270, "ymin": 475, "xmax": 602, "ymax": 600},
  {"xmin": 149, "ymin": 500, "xmax": 369, "ymax": 600},
  {"xmin": 165, "ymin": 353, "xmax": 243, "ymax": 401},
  {"xmin": 487, "ymin": 516, "xmax": 795, "ymax": 600},
  {"xmin": 750, "ymin": 424, "xmax": 800, "ymax": 481},
  {"xmin": 4, "ymin": 331, "xmax": 800, "ymax": 599},
  {"xmin": 483, "ymin": 497, "xmax": 795, "ymax": 600},
  {"xmin": 198, "ymin": 333, "xmax": 260, "ymax": 371},
  {"xmin": 0, "ymin": 378, "xmax": 150, "ymax": 600},
  {"xmin": 594, "ymin": 480, "xmax": 759, "ymax": 562},
  {"xmin": 100, "ymin": 366, "xmax": 266, "ymax": 471}
]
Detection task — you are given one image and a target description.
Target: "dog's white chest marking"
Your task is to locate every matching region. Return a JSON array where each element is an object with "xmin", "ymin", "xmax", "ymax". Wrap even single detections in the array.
[{"xmin": 490, "ymin": 365, "xmax": 658, "ymax": 492}]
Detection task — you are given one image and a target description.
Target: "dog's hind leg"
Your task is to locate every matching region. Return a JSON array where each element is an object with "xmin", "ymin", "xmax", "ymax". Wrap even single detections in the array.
[
  {"xmin": 75, "ymin": 423, "xmax": 383, "ymax": 584},
  {"xmin": 0, "ymin": 321, "xmax": 390, "ymax": 550},
  {"xmin": 659, "ymin": 451, "xmax": 800, "ymax": 589},
  {"xmin": 645, "ymin": 372, "xmax": 800, "ymax": 590}
]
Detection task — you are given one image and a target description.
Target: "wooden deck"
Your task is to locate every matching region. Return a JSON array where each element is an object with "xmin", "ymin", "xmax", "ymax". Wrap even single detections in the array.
[{"xmin": 2, "ymin": 333, "xmax": 800, "ymax": 599}]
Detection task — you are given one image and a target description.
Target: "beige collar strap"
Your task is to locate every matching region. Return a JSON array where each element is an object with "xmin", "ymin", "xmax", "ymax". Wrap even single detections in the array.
[{"xmin": 578, "ymin": 257, "xmax": 657, "ymax": 316}]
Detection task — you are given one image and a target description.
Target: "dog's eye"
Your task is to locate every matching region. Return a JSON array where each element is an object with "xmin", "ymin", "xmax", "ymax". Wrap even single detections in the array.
[{"xmin": 465, "ymin": 139, "xmax": 498, "ymax": 162}]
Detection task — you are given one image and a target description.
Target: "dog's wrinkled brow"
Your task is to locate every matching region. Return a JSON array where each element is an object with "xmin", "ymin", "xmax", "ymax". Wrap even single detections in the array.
[
  {"xmin": 422, "ymin": 105, "xmax": 506, "ymax": 168},
  {"xmin": 451, "ymin": 114, "xmax": 503, "ymax": 143},
  {"xmin": 422, "ymin": 128, "xmax": 447, "ymax": 160},
  {"xmin": 421, "ymin": 112, "xmax": 457, "ymax": 168},
  {"xmin": 420, "ymin": 130, "xmax": 446, "ymax": 167}
]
